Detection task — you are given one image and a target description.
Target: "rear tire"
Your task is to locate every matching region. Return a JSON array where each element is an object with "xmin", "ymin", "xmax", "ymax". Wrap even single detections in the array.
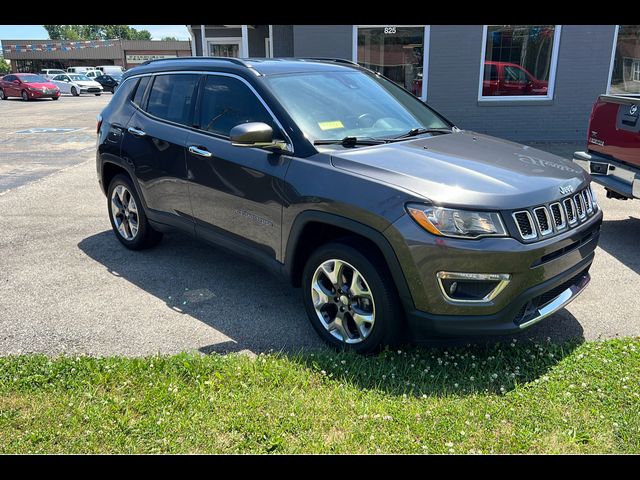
[
  {"xmin": 107, "ymin": 174, "xmax": 163, "ymax": 250},
  {"xmin": 0, "ymin": 89, "xmax": 6, "ymax": 100},
  {"xmin": 302, "ymin": 240, "xmax": 404, "ymax": 354}
]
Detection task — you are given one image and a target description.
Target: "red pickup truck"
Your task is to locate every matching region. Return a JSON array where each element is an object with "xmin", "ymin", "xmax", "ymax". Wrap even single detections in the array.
[{"xmin": 573, "ymin": 95, "xmax": 640, "ymax": 200}]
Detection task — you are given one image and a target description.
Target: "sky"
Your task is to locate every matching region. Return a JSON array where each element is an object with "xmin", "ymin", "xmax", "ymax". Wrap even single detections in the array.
[{"xmin": 0, "ymin": 25, "xmax": 190, "ymax": 40}]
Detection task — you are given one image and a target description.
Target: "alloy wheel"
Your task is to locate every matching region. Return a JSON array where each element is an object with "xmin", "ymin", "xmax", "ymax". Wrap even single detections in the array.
[
  {"xmin": 310, "ymin": 259, "xmax": 376, "ymax": 344},
  {"xmin": 110, "ymin": 184, "xmax": 139, "ymax": 241}
]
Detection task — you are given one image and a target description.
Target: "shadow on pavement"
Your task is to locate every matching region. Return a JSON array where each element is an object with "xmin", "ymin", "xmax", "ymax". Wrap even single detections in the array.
[
  {"xmin": 598, "ymin": 216, "xmax": 640, "ymax": 276},
  {"xmin": 78, "ymin": 230, "xmax": 321, "ymax": 355}
]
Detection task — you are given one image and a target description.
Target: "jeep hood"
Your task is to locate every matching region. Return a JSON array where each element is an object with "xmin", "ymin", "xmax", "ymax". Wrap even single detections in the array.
[{"xmin": 329, "ymin": 131, "xmax": 590, "ymax": 210}]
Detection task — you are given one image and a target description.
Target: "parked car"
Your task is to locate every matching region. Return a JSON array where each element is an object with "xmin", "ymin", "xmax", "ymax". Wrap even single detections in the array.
[
  {"xmin": 66, "ymin": 66, "xmax": 96, "ymax": 74},
  {"xmin": 97, "ymin": 57, "xmax": 601, "ymax": 353},
  {"xmin": 96, "ymin": 65, "xmax": 125, "ymax": 76},
  {"xmin": 94, "ymin": 73, "xmax": 121, "ymax": 93},
  {"xmin": 84, "ymin": 69, "xmax": 103, "ymax": 80},
  {"xmin": 0, "ymin": 73, "xmax": 60, "ymax": 101},
  {"xmin": 573, "ymin": 94, "xmax": 640, "ymax": 201},
  {"xmin": 50, "ymin": 73, "xmax": 103, "ymax": 96},
  {"xmin": 482, "ymin": 61, "xmax": 548, "ymax": 96},
  {"xmin": 40, "ymin": 68, "xmax": 66, "ymax": 80}
]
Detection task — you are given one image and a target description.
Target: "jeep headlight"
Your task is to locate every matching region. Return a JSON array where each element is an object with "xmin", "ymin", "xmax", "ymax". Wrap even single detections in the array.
[{"xmin": 407, "ymin": 204, "xmax": 507, "ymax": 239}]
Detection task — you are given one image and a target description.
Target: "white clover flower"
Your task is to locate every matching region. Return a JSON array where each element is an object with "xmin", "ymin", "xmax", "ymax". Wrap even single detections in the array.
[{"xmin": 445, "ymin": 442, "xmax": 454, "ymax": 448}]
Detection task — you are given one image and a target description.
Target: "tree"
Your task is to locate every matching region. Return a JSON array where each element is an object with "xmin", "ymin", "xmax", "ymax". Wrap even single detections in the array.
[
  {"xmin": 43, "ymin": 25, "xmax": 152, "ymax": 41},
  {"xmin": 161, "ymin": 36, "xmax": 178, "ymax": 42},
  {"xmin": 0, "ymin": 56, "xmax": 10, "ymax": 75}
]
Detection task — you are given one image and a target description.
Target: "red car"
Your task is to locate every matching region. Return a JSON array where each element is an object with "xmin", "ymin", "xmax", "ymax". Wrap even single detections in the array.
[
  {"xmin": 482, "ymin": 61, "xmax": 548, "ymax": 97},
  {"xmin": 410, "ymin": 61, "xmax": 548, "ymax": 98},
  {"xmin": 0, "ymin": 73, "xmax": 60, "ymax": 101}
]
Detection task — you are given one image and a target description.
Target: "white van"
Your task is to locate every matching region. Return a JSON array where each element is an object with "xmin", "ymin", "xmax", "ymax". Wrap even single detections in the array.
[
  {"xmin": 66, "ymin": 66, "xmax": 94, "ymax": 74},
  {"xmin": 84, "ymin": 70, "xmax": 102, "ymax": 79},
  {"xmin": 96, "ymin": 65, "xmax": 124, "ymax": 75}
]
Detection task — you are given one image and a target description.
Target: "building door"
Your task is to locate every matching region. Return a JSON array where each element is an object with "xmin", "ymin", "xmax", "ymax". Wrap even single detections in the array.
[
  {"xmin": 354, "ymin": 26, "xmax": 429, "ymax": 100},
  {"xmin": 207, "ymin": 38, "xmax": 242, "ymax": 57}
]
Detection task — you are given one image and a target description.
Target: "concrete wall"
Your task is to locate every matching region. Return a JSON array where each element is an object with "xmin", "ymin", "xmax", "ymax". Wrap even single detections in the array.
[
  {"xmin": 426, "ymin": 25, "xmax": 616, "ymax": 142},
  {"xmin": 292, "ymin": 25, "xmax": 353, "ymax": 59}
]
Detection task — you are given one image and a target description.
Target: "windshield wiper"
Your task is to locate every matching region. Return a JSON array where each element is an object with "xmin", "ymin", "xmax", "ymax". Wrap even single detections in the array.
[
  {"xmin": 389, "ymin": 127, "xmax": 455, "ymax": 141},
  {"xmin": 313, "ymin": 136, "xmax": 387, "ymax": 147}
]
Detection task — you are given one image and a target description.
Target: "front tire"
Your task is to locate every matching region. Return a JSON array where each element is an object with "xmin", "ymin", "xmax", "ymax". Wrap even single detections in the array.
[
  {"xmin": 95, "ymin": 93, "xmax": 101, "ymax": 96},
  {"xmin": 71, "ymin": 86, "xmax": 79, "ymax": 96},
  {"xmin": 51, "ymin": 96, "xmax": 59, "ymax": 101},
  {"xmin": 107, "ymin": 174, "xmax": 163, "ymax": 250},
  {"xmin": 21, "ymin": 90, "xmax": 29, "ymax": 101},
  {"xmin": 302, "ymin": 241, "xmax": 404, "ymax": 354}
]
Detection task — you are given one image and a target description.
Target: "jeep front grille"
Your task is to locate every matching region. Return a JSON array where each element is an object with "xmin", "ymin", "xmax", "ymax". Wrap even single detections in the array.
[
  {"xmin": 512, "ymin": 211, "xmax": 536, "ymax": 240},
  {"xmin": 574, "ymin": 194, "xmax": 586, "ymax": 220},
  {"xmin": 533, "ymin": 207, "xmax": 553, "ymax": 236},
  {"xmin": 511, "ymin": 187, "xmax": 598, "ymax": 242},
  {"xmin": 549, "ymin": 202, "xmax": 566, "ymax": 230},
  {"xmin": 563, "ymin": 198, "xmax": 577, "ymax": 225}
]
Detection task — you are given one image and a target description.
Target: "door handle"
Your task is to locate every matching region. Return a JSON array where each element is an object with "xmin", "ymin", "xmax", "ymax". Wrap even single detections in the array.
[
  {"xmin": 127, "ymin": 127, "xmax": 146, "ymax": 137},
  {"xmin": 188, "ymin": 146, "xmax": 212, "ymax": 158}
]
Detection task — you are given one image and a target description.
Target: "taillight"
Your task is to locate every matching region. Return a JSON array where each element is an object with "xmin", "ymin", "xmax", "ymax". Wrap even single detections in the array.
[{"xmin": 96, "ymin": 114, "xmax": 103, "ymax": 134}]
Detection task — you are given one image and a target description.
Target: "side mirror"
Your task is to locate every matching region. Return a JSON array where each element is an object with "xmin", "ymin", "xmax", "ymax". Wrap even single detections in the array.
[
  {"xmin": 13, "ymin": 80, "xmax": 20, "ymax": 84},
  {"xmin": 65, "ymin": 79, "xmax": 70, "ymax": 82},
  {"xmin": 229, "ymin": 122, "xmax": 289, "ymax": 151}
]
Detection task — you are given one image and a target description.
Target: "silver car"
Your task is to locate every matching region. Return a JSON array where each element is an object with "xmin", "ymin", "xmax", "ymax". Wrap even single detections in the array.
[{"xmin": 50, "ymin": 73, "xmax": 103, "ymax": 96}]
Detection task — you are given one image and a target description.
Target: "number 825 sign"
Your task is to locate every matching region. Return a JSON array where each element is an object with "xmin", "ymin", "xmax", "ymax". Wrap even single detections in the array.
[{"xmin": 384, "ymin": 26, "xmax": 397, "ymax": 34}]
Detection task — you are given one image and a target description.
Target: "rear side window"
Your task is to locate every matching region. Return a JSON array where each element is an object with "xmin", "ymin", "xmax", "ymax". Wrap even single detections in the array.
[
  {"xmin": 131, "ymin": 76, "xmax": 151, "ymax": 108},
  {"xmin": 4, "ymin": 75, "xmax": 15, "ymax": 82},
  {"xmin": 146, "ymin": 74, "xmax": 199, "ymax": 126},
  {"xmin": 198, "ymin": 75, "xmax": 276, "ymax": 137}
]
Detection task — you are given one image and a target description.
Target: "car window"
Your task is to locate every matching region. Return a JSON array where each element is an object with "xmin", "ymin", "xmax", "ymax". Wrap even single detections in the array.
[
  {"xmin": 265, "ymin": 70, "xmax": 450, "ymax": 142},
  {"xmin": 4, "ymin": 75, "xmax": 15, "ymax": 82},
  {"xmin": 131, "ymin": 76, "xmax": 151, "ymax": 107},
  {"xmin": 198, "ymin": 75, "xmax": 276, "ymax": 137},
  {"xmin": 70, "ymin": 74, "xmax": 90, "ymax": 81},
  {"xmin": 19, "ymin": 74, "xmax": 47, "ymax": 83},
  {"xmin": 146, "ymin": 74, "xmax": 199, "ymax": 126},
  {"xmin": 52, "ymin": 75, "xmax": 63, "ymax": 81},
  {"xmin": 504, "ymin": 66, "xmax": 528, "ymax": 83}
]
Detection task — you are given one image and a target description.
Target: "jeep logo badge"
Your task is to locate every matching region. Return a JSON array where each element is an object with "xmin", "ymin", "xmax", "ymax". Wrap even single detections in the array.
[
  {"xmin": 559, "ymin": 185, "xmax": 574, "ymax": 195},
  {"xmin": 630, "ymin": 104, "xmax": 638, "ymax": 115}
]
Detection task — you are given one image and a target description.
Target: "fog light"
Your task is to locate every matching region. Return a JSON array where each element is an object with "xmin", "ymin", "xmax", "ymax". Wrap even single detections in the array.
[{"xmin": 437, "ymin": 272, "xmax": 510, "ymax": 303}]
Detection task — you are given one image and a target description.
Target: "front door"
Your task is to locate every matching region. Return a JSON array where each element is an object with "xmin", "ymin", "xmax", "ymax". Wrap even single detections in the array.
[
  {"xmin": 185, "ymin": 73, "xmax": 291, "ymax": 260},
  {"xmin": 208, "ymin": 38, "xmax": 241, "ymax": 57}
]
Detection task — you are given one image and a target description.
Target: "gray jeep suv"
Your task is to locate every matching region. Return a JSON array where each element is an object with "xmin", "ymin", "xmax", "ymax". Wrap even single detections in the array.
[{"xmin": 96, "ymin": 57, "xmax": 602, "ymax": 353}]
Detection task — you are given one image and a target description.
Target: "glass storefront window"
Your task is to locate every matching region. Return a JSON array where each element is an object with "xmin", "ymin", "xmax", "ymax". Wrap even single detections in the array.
[
  {"xmin": 481, "ymin": 25, "xmax": 557, "ymax": 98},
  {"xmin": 609, "ymin": 25, "xmax": 640, "ymax": 95},
  {"xmin": 356, "ymin": 26, "xmax": 425, "ymax": 99}
]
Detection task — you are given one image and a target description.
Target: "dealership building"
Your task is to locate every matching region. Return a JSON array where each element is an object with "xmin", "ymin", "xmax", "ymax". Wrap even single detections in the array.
[
  {"xmin": 184, "ymin": 24, "xmax": 639, "ymax": 143},
  {"xmin": 3, "ymin": 25, "xmax": 639, "ymax": 142},
  {"xmin": 1, "ymin": 39, "xmax": 191, "ymax": 72}
]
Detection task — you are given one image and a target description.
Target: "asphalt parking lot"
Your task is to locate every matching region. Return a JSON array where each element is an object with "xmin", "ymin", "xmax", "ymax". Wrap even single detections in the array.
[{"xmin": 0, "ymin": 95, "xmax": 638, "ymax": 356}]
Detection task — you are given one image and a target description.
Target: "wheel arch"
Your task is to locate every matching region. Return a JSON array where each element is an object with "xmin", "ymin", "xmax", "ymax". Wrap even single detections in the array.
[{"xmin": 283, "ymin": 211, "xmax": 415, "ymax": 313}]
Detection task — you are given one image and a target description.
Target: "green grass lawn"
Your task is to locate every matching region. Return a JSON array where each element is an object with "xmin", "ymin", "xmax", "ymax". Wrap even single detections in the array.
[{"xmin": 1, "ymin": 337, "xmax": 638, "ymax": 453}]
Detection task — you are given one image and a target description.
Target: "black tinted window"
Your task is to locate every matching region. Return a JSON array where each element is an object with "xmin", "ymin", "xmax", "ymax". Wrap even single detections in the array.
[
  {"xmin": 132, "ymin": 76, "xmax": 151, "ymax": 107},
  {"xmin": 146, "ymin": 74, "xmax": 199, "ymax": 126},
  {"xmin": 198, "ymin": 75, "xmax": 276, "ymax": 137},
  {"xmin": 4, "ymin": 75, "xmax": 15, "ymax": 82}
]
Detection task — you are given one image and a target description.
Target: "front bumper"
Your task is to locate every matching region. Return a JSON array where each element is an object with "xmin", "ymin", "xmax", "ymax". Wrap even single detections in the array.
[
  {"xmin": 80, "ymin": 87, "xmax": 102, "ymax": 94},
  {"xmin": 27, "ymin": 89, "xmax": 59, "ymax": 98},
  {"xmin": 573, "ymin": 151, "xmax": 640, "ymax": 199},
  {"xmin": 385, "ymin": 208, "xmax": 602, "ymax": 337}
]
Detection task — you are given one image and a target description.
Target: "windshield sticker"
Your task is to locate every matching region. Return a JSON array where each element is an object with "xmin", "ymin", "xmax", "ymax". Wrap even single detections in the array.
[{"xmin": 318, "ymin": 121, "xmax": 344, "ymax": 131}]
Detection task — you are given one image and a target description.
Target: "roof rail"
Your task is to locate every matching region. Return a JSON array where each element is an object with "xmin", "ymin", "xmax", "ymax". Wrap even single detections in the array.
[
  {"xmin": 297, "ymin": 57, "xmax": 359, "ymax": 66},
  {"xmin": 139, "ymin": 56, "xmax": 252, "ymax": 68}
]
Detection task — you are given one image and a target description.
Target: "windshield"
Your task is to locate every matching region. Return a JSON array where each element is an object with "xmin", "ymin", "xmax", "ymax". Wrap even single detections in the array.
[
  {"xmin": 20, "ymin": 74, "xmax": 48, "ymax": 83},
  {"xmin": 264, "ymin": 70, "xmax": 451, "ymax": 142},
  {"xmin": 70, "ymin": 74, "xmax": 90, "ymax": 81}
]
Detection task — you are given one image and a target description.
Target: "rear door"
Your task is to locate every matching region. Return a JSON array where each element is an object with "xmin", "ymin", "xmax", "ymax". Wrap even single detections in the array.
[
  {"xmin": 119, "ymin": 73, "xmax": 200, "ymax": 232},
  {"xmin": 185, "ymin": 73, "xmax": 293, "ymax": 260}
]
